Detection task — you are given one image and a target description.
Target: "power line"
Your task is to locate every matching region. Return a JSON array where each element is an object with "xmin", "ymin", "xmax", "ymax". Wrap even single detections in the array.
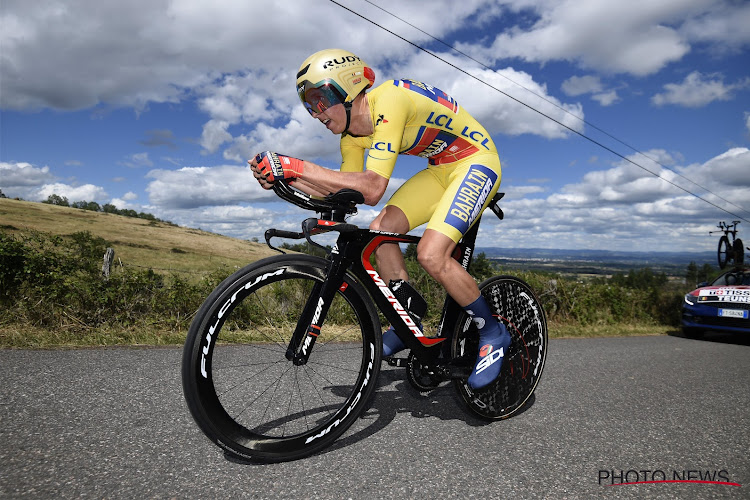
[
  {"xmin": 329, "ymin": 0, "xmax": 750, "ymax": 224},
  {"xmin": 360, "ymin": 0, "xmax": 750, "ymax": 218}
]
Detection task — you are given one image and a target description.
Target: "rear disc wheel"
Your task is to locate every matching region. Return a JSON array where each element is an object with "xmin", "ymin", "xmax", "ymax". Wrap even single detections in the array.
[{"xmin": 451, "ymin": 276, "xmax": 548, "ymax": 420}]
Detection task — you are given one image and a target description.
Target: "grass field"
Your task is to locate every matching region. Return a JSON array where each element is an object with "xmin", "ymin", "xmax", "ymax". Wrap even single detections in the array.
[
  {"xmin": 1, "ymin": 198, "xmax": 672, "ymax": 348},
  {"xmin": 0, "ymin": 198, "xmax": 278, "ymax": 275}
]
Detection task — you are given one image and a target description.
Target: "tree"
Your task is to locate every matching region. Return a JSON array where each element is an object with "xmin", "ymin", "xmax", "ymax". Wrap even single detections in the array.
[
  {"xmin": 102, "ymin": 203, "xmax": 118, "ymax": 214},
  {"xmin": 43, "ymin": 194, "xmax": 69, "ymax": 206},
  {"xmin": 686, "ymin": 261, "xmax": 698, "ymax": 287},
  {"xmin": 699, "ymin": 263, "xmax": 714, "ymax": 284},
  {"xmin": 0, "ymin": 189, "xmax": 6, "ymax": 199},
  {"xmin": 468, "ymin": 252, "xmax": 497, "ymax": 281}
]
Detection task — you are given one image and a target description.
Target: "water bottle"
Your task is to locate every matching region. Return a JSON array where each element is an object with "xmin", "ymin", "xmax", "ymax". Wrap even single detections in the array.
[{"xmin": 388, "ymin": 279, "xmax": 427, "ymax": 322}]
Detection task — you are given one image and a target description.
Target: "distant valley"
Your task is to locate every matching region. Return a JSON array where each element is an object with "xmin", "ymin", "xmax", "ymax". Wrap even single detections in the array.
[{"xmin": 478, "ymin": 247, "xmax": 716, "ymax": 278}]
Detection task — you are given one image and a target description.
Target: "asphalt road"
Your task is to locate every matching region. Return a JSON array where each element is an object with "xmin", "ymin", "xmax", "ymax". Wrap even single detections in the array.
[{"xmin": 1, "ymin": 333, "xmax": 748, "ymax": 499}]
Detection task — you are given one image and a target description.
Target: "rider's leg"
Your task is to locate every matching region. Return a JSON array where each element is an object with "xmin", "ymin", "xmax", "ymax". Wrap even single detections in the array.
[
  {"xmin": 418, "ymin": 230, "xmax": 510, "ymax": 389},
  {"xmin": 369, "ymin": 206, "xmax": 410, "ymax": 283},
  {"xmin": 369, "ymin": 205, "xmax": 417, "ymax": 356},
  {"xmin": 419, "ymin": 157, "xmax": 506, "ymax": 388}
]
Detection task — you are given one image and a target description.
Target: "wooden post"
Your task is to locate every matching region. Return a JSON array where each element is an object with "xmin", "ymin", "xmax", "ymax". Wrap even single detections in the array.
[{"xmin": 102, "ymin": 248, "xmax": 115, "ymax": 278}]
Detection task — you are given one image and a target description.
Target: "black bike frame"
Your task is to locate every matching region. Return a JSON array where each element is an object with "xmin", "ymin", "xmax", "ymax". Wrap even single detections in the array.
[{"xmin": 267, "ymin": 192, "xmax": 505, "ymax": 367}]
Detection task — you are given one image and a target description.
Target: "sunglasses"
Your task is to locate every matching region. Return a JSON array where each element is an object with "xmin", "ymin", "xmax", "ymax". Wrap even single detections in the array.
[{"xmin": 298, "ymin": 80, "xmax": 347, "ymax": 116}]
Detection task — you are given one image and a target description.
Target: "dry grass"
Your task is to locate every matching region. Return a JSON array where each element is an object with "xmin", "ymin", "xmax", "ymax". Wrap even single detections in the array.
[
  {"xmin": 0, "ymin": 198, "xmax": 278, "ymax": 274},
  {"xmin": 0, "ymin": 323, "xmax": 187, "ymax": 348}
]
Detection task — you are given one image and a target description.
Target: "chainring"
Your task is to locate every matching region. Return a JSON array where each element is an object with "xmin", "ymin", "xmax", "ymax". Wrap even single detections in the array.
[{"xmin": 406, "ymin": 352, "xmax": 443, "ymax": 392}]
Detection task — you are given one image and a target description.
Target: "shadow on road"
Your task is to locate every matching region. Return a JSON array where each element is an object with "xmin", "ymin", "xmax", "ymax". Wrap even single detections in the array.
[{"xmin": 319, "ymin": 365, "xmax": 537, "ymax": 458}]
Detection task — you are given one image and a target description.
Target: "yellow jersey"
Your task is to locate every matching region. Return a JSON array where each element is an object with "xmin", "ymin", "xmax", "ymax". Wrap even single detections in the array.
[{"xmin": 340, "ymin": 79, "xmax": 498, "ymax": 178}]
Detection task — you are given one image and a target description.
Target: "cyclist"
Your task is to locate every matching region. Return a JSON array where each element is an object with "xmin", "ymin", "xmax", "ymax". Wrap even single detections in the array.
[{"xmin": 249, "ymin": 49, "xmax": 510, "ymax": 389}]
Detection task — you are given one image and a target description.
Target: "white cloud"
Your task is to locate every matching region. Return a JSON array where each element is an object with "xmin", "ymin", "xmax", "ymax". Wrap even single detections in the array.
[
  {"xmin": 120, "ymin": 152, "xmax": 154, "ymax": 168},
  {"xmin": 145, "ymin": 164, "xmax": 276, "ymax": 209},
  {"xmin": 199, "ymin": 119, "xmax": 234, "ymax": 155},
  {"xmin": 0, "ymin": 162, "xmax": 54, "ymax": 187},
  {"xmin": 591, "ymin": 91, "xmax": 620, "ymax": 107},
  {"xmin": 109, "ymin": 197, "xmax": 139, "ymax": 210},
  {"xmin": 476, "ymin": 147, "xmax": 750, "ymax": 251},
  {"xmin": 0, "ymin": 0, "xmax": 495, "ymax": 112},
  {"xmin": 36, "ymin": 183, "xmax": 108, "ymax": 202},
  {"xmin": 561, "ymin": 75, "xmax": 603, "ymax": 96},
  {"xmin": 679, "ymin": 1, "xmax": 750, "ymax": 50},
  {"xmin": 652, "ymin": 71, "xmax": 750, "ymax": 107},
  {"xmin": 0, "ymin": 162, "xmax": 108, "ymax": 202},
  {"xmin": 469, "ymin": 0, "xmax": 692, "ymax": 75},
  {"xmin": 562, "ymin": 75, "xmax": 620, "ymax": 106},
  {"xmin": 461, "ymin": 0, "xmax": 749, "ymax": 76}
]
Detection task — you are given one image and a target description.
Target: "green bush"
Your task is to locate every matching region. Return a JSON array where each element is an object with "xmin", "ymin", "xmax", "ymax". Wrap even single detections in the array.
[
  {"xmin": 0, "ymin": 228, "xmax": 690, "ymax": 343},
  {"xmin": 0, "ymin": 230, "xmax": 220, "ymax": 332}
]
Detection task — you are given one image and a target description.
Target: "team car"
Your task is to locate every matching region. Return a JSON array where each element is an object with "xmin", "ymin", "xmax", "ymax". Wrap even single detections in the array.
[{"xmin": 682, "ymin": 267, "xmax": 750, "ymax": 338}]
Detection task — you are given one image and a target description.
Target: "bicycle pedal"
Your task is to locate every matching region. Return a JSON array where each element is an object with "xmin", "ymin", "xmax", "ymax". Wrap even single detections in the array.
[{"xmin": 384, "ymin": 356, "xmax": 408, "ymax": 368}]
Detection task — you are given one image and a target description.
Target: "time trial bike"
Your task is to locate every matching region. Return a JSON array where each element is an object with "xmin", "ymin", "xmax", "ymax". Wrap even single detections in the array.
[
  {"xmin": 182, "ymin": 181, "xmax": 547, "ymax": 462},
  {"xmin": 711, "ymin": 221, "xmax": 745, "ymax": 269}
]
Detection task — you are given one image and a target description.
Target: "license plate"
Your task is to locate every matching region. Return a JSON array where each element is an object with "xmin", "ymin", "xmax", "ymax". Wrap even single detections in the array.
[{"xmin": 719, "ymin": 309, "xmax": 749, "ymax": 319}]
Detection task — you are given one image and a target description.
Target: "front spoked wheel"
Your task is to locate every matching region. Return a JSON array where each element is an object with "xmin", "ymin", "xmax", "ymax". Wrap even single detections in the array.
[
  {"xmin": 718, "ymin": 235, "xmax": 731, "ymax": 269},
  {"xmin": 451, "ymin": 275, "xmax": 547, "ymax": 419},
  {"xmin": 182, "ymin": 254, "xmax": 381, "ymax": 462}
]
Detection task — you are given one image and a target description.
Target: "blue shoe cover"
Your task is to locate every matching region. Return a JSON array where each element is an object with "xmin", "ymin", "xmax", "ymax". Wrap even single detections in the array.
[
  {"xmin": 382, "ymin": 326, "xmax": 406, "ymax": 357},
  {"xmin": 468, "ymin": 323, "xmax": 511, "ymax": 389}
]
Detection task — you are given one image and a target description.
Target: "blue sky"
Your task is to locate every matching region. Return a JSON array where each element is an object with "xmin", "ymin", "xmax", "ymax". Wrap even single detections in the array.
[{"xmin": 1, "ymin": 0, "xmax": 749, "ymax": 253}]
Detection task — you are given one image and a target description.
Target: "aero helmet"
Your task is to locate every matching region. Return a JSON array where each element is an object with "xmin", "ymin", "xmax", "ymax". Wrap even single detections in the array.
[{"xmin": 296, "ymin": 49, "xmax": 375, "ymax": 117}]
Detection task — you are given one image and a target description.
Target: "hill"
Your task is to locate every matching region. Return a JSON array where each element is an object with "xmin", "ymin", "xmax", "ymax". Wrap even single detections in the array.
[{"xmin": 0, "ymin": 198, "xmax": 278, "ymax": 275}]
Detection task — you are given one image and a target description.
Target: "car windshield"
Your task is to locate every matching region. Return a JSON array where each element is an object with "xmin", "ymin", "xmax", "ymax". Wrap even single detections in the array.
[{"xmin": 711, "ymin": 270, "xmax": 750, "ymax": 286}]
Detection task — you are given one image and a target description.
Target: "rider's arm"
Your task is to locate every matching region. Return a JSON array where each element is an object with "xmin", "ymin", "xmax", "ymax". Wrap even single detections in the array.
[
  {"xmin": 294, "ymin": 161, "xmax": 388, "ymax": 206},
  {"xmin": 249, "ymin": 153, "xmax": 388, "ymax": 204}
]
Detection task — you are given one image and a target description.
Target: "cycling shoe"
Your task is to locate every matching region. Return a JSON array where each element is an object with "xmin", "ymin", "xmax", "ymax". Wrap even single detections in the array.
[
  {"xmin": 382, "ymin": 326, "xmax": 406, "ymax": 357},
  {"xmin": 468, "ymin": 322, "xmax": 511, "ymax": 389}
]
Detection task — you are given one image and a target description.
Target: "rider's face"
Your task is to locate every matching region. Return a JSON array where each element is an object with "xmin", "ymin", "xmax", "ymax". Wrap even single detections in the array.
[{"xmin": 311, "ymin": 103, "xmax": 347, "ymax": 135}]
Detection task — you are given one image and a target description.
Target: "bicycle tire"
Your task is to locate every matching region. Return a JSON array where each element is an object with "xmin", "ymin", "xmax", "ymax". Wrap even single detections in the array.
[
  {"xmin": 451, "ymin": 275, "xmax": 547, "ymax": 420},
  {"xmin": 182, "ymin": 254, "xmax": 381, "ymax": 462},
  {"xmin": 733, "ymin": 238, "xmax": 744, "ymax": 266},
  {"xmin": 717, "ymin": 235, "xmax": 731, "ymax": 269}
]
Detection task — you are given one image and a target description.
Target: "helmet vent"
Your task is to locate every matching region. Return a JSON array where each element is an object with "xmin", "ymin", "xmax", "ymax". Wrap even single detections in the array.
[{"xmin": 296, "ymin": 64, "xmax": 311, "ymax": 80}]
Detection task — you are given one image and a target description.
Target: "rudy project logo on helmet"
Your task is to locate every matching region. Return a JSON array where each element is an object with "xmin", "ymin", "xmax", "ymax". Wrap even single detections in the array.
[{"xmin": 322, "ymin": 55, "xmax": 362, "ymax": 70}]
